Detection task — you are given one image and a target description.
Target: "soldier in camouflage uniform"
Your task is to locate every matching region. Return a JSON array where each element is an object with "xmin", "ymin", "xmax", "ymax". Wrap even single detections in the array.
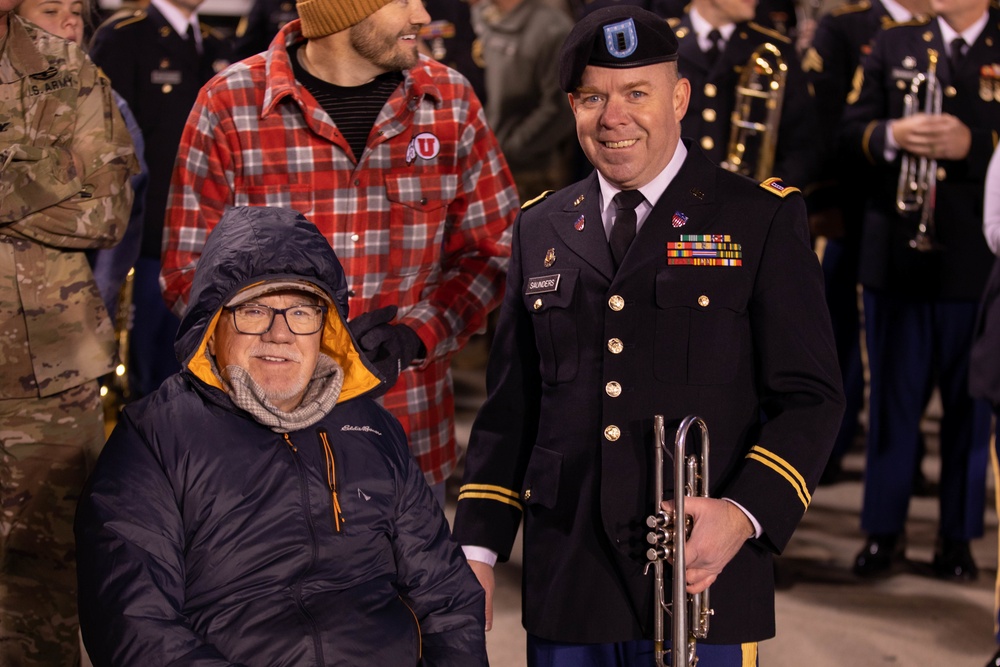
[{"xmin": 0, "ymin": 5, "xmax": 138, "ymax": 665}]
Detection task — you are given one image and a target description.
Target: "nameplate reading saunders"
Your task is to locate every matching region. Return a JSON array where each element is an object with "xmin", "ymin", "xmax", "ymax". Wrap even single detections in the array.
[{"xmin": 526, "ymin": 274, "xmax": 561, "ymax": 295}]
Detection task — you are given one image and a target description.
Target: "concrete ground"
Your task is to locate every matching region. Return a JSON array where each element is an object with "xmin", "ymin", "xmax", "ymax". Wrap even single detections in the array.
[{"xmin": 449, "ymin": 358, "xmax": 1000, "ymax": 667}]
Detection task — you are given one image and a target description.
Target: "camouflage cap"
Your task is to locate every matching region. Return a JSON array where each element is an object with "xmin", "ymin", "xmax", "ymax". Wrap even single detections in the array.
[{"xmin": 559, "ymin": 6, "xmax": 679, "ymax": 93}]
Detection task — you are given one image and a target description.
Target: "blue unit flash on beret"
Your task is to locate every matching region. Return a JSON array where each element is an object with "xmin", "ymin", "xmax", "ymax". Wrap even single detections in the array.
[{"xmin": 604, "ymin": 19, "xmax": 638, "ymax": 59}]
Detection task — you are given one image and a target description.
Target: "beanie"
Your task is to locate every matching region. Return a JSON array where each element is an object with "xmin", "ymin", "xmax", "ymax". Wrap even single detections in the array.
[
  {"xmin": 559, "ymin": 6, "xmax": 679, "ymax": 93},
  {"xmin": 297, "ymin": 0, "xmax": 393, "ymax": 38}
]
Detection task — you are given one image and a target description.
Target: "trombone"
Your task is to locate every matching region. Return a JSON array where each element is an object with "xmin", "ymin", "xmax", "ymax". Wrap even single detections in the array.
[
  {"xmin": 645, "ymin": 415, "xmax": 713, "ymax": 667},
  {"xmin": 896, "ymin": 48, "xmax": 943, "ymax": 252},
  {"xmin": 721, "ymin": 42, "xmax": 787, "ymax": 181}
]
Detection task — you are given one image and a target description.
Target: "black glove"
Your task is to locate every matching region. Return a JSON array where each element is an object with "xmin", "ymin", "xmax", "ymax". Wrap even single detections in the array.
[{"xmin": 348, "ymin": 305, "xmax": 425, "ymax": 391}]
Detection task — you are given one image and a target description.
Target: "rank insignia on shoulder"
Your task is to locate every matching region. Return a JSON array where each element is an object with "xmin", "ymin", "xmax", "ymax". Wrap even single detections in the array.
[
  {"xmin": 521, "ymin": 190, "xmax": 554, "ymax": 210},
  {"xmin": 110, "ymin": 8, "xmax": 146, "ymax": 28},
  {"xmin": 759, "ymin": 177, "xmax": 800, "ymax": 198},
  {"xmin": 802, "ymin": 47, "xmax": 823, "ymax": 73}
]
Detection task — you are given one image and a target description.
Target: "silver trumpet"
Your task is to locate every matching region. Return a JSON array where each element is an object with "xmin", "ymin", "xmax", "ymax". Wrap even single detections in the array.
[
  {"xmin": 645, "ymin": 415, "xmax": 714, "ymax": 667},
  {"xmin": 896, "ymin": 48, "xmax": 943, "ymax": 252}
]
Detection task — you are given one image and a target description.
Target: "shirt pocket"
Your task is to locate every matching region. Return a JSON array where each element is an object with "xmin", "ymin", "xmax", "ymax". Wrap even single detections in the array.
[
  {"xmin": 237, "ymin": 178, "xmax": 316, "ymax": 217},
  {"xmin": 521, "ymin": 268, "xmax": 579, "ymax": 385},
  {"xmin": 653, "ymin": 270, "xmax": 747, "ymax": 386},
  {"xmin": 383, "ymin": 173, "xmax": 458, "ymax": 276}
]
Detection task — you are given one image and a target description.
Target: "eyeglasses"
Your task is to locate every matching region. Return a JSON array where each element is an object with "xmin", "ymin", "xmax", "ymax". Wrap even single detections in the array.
[{"xmin": 226, "ymin": 304, "xmax": 328, "ymax": 335}]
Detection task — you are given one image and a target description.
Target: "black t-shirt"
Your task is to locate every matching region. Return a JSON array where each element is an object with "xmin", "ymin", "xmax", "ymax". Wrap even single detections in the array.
[{"xmin": 289, "ymin": 43, "xmax": 403, "ymax": 162}]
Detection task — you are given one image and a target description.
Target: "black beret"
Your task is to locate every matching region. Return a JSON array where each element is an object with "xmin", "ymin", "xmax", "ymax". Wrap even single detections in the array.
[{"xmin": 559, "ymin": 6, "xmax": 679, "ymax": 93}]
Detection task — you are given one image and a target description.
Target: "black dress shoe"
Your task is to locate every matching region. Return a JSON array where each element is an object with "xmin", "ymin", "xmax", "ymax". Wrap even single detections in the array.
[
  {"xmin": 853, "ymin": 533, "xmax": 905, "ymax": 577},
  {"xmin": 933, "ymin": 539, "xmax": 978, "ymax": 581},
  {"xmin": 986, "ymin": 645, "xmax": 1000, "ymax": 667}
]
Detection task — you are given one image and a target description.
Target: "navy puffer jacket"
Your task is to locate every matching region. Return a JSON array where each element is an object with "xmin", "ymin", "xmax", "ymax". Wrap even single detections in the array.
[{"xmin": 75, "ymin": 207, "xmax": 487, "ymax": 667}]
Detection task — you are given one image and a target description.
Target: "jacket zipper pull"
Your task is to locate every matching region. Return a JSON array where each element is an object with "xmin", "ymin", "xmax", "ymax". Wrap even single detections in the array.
[
  {"xmin": 283, "ymin": 433, "xmax": 298, "ymax": 452},
  {"xmin": 318, "ymin": 428, "xmax": 345, "ymax": 532}
]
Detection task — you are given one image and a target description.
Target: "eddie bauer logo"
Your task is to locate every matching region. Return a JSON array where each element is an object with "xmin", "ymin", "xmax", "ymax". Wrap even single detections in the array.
[{"xmin": 341, "ymin": 425, "xmax": 383, "ymax": 436}]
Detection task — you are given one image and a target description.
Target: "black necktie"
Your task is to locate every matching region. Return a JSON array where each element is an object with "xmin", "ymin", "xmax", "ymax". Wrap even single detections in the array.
[
  {"xmin": 950, "ymin": 37, "xmax": 967, "ymax": 74},
  {"xmin": 610, "ymin": 190, "xmax": 644, "ymax": 269},
  {"xmin": 706, "ymin": 29, "xmax": 723, "ymax": 67},
  {"xmin": 184, "ymin": 25, "xmax": 201, "ymax": 60}
]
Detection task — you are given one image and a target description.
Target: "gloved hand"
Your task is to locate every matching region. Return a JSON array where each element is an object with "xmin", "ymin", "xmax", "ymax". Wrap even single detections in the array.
[{"xmin": 348, "ymin": 305, "xmax": 425, "ymax": 392}]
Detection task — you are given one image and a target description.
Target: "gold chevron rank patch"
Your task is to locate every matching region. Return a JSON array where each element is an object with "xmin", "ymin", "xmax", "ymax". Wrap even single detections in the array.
[{"xmin": 667, "ymin": 235, "xmax": 742, "ymax": 266}]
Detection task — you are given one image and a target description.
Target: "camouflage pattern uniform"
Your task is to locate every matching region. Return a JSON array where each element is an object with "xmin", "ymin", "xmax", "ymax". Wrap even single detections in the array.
[{"xmin": 0, "ymin": 13, "xmax": 137, "ymax": 667}]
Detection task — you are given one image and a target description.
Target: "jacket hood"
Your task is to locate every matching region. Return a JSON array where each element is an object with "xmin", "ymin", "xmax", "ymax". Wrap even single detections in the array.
[{"xmin": 174, "ymin": 206, "xmax": 382, "ymax": 402}]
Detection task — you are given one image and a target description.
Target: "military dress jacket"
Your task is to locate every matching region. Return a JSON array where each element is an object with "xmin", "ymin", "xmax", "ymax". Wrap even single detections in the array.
[
  {"xmin": 673, "ymin": 16, "xmax": 819, "ymax": 188},
  {"xmin": 841, "ymin": 11, "xmax": 1000, "ymax": 301},
  {"xmin": 0, "ymin": 15, "xmax": 137, "ymax": 398},
  {"xmin": 90, "ymin": 5, "xmax": 231, "ymax": 258},
  {"xmin": 803, "ymin": 0, "xmax": 895, "ymax": 213},
  {"xmin": 452, "ymin": 144, "xmax": 844, "ymax": 644},
  {"xmin": 652, "ymin": 0, "xmax": 798, "ymax": 36}
]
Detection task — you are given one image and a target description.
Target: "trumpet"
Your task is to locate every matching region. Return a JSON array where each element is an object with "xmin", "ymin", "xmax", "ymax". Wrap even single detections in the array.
[
  {"xmin": 721, "ymin": 42, "xmax": 787, "ymax": 181},
  {"xmin": 645, "ymin": 415, "xmax": 713, "ymax": 667},
  {"xmin": 896, "ymin": 49, "xmax": 942, "ymax": 252}
]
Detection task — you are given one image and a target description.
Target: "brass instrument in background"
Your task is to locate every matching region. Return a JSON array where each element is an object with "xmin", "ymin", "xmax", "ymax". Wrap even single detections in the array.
[
  {"xmin": 645, "ymin": 415, "xmax": 714, "ymax": 667},
  {"xmin": 721, "ymin": 42, "xmax": 788, "ymax": 181},
  {"xmin": 896, "ymin": 49, "xmax": 943, "ymax": 252}
]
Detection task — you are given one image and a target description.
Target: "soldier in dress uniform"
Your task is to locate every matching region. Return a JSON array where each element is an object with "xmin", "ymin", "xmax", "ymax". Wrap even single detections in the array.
[
  {"xmin": 421, "ymin": 0, "xmax": 489, "ymax": 105},
  {"xmin": 671, "ymin": 0, "xmax": 820, "ymax": 187},
  {"xmin": 651, "ymin": 0, "xmax": 798, "ymax": 37},
  {"xmin": 841, "ymin": 0, "xmax": 1000, "ymax": 580},
  {"xmin": 452, "ymin": 6, "xmax": 844, "ymax": 666},
  {"xmin": 232, "ymin": 0, "xmax": 298, "ymax": 60},
  {"xmin": 802, "ymin": 0, "xmax": 930, "ymax": 484},
  {"xmin": 89, "ymin": 0, "xmax": 231, "ymax": 399}
]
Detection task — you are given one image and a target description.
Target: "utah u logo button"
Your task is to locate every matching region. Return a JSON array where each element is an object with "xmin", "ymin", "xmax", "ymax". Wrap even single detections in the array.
[
  {"xmin": 603, "ymin": 19, "xmax": 638, "ymax": 59},
  {"xmin": 414, "ymin": 133, "xmax": 440, "ymax": 159}
]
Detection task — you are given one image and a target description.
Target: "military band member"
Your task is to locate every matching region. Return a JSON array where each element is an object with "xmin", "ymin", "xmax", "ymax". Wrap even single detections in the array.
[
  {"xmin": 671, "ymin": 0, "xmax": 820, "ymax": 187},
  {"xmin": 233, "ymin": 0, "xmax": 298, "ymax": 60},
  {"xmin": 421, "ymin": 0, "xmax": 489, "ymax": 105},
  {"xmin": 89, "ymin": 0, "xmax": 231, "ymax": 399},
  {"xmin": 652, "ymin": 0, "xmax": 798, "ymax": 37},
  {"xmin": 452, "ymin": 6, "xmax": 844, "ymax": 666},
  {"xmin": 802, "ymin": 0, "xmax": 930, "ymax": 483},
  {"xmin": 841, "ymin": 0, "xmax": 1000, "ymax": 579}
]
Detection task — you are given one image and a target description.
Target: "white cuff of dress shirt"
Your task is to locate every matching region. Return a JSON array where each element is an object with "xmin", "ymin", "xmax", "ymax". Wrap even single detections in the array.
[
  {"xmin": 884, "ymin": 121, "xmax": 900, "ymax": 161},
  {"xmin": 723, "ymin": 498, "xmax": 763, "ymax": 539},
  {"xmin": 462, "ymin": 545, "xmax": 498, "ymax": 567}
]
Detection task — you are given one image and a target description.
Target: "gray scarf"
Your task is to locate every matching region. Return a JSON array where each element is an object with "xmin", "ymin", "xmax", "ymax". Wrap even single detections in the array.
[{"xmin": 211, "ymin": 353, "xmax": 344, "ymax": 433}]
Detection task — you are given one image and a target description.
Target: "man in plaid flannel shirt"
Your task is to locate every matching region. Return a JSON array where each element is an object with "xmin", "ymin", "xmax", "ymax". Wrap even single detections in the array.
[{"xmin": 162, "ymin": 0, "xmax": 520, "ymax": 496}]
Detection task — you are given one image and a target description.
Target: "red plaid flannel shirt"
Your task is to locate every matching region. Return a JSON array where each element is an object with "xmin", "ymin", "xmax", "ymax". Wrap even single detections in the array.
[{"xmin": 163, "ymin": 21, "xmax": 519, "ymax": 484}]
